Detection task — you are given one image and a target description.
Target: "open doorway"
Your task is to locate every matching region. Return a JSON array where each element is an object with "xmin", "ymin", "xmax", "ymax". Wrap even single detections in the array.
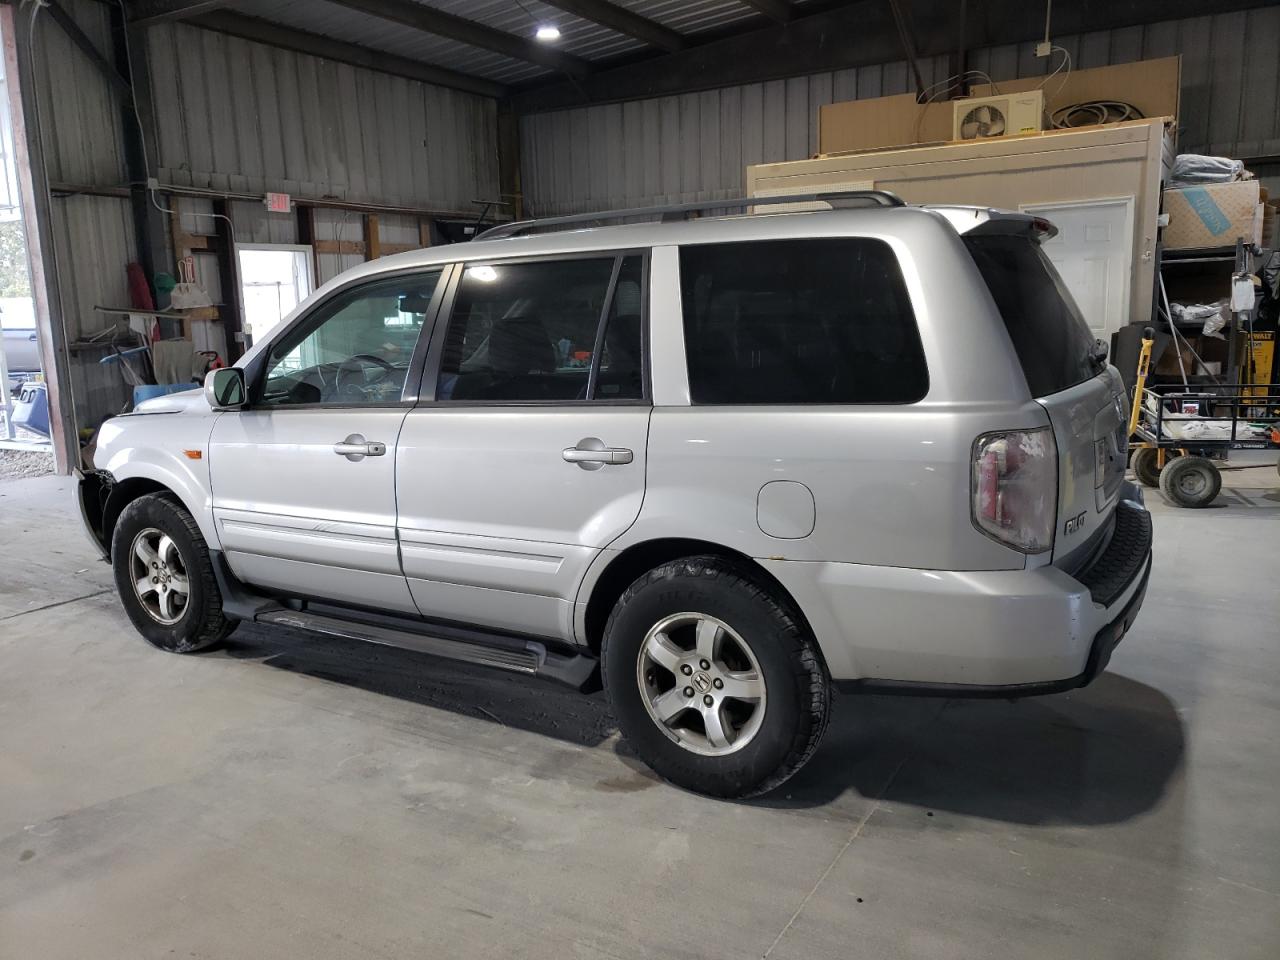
[
  {"xmin": 237, "ymin": 244, "xmax": 314, "ymax": 348},
  {"xmin": 1020, "ymin": 197, "xmax": 1135, "ymax": 341},
  {"xmin": 0, "ymin": 8, "xmax": 48, "ymax": 467}
]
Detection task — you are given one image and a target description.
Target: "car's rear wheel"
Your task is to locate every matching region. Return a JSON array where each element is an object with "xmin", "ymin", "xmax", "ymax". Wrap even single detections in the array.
[
  {"xmin": 111, "ymin": 493, "xmax": 237, "ymax": 652},
  {"xmin": 1158, "ymin": 454, "xmax": 1221, "ymax": 508},
  {"xmin": 602, "ymin": 556, "xmax": 829, "ymax": 798}
]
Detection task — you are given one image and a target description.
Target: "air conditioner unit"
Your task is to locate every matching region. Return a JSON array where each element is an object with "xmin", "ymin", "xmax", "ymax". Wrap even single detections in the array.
[{"xmin": 953, "ymin": 90, "xmax": 1044, "ymax": 142}]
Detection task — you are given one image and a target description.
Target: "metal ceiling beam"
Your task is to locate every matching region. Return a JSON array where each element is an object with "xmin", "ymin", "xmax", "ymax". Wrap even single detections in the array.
[
  {"xmin": 511, "ymin": 0, "xmax": 1279, "ymax": 113},
  {"xmin": 738, "ymin": 0, "xmax": 793, "ymax": 23},
  {"xmin": 187, "ymin": 11, "xmax": 508, "ymax": 99},
  {"xmin": 325, "ymin": 0, "xmax": 593, "ymax": 78},
  {"xmin": 127, "ymin": 0, "xmax": 227, "ymax": 27},
  {"xmin": 540, "ymin": 0, "xmax": 687, "ymax": 52}
]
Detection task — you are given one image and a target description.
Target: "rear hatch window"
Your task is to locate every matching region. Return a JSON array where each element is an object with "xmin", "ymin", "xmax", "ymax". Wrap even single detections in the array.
[{"xmin": 963, "ymin": 234, "xmax": 1105, "ymax": 397}]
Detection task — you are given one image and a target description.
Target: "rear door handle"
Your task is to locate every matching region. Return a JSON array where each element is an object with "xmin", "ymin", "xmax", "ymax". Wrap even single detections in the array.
[
  {"xmin": 334, "ymin": 433, "xmax": 386, "ymax": 461},
  {"xmin": 563, "ymin": 437, "xmax": 634, "ymax": 469}
]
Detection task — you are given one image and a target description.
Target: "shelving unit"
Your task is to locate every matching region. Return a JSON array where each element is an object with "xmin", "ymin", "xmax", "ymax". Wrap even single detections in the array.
[{"xmin": 1152, "ymin": 238, "xmax": 1253, "ymax": 389}]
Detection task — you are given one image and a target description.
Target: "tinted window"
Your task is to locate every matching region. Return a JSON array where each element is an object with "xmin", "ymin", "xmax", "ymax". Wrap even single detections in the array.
[
  {"xmin": 594, "ymin": 255, "xmax": 644, "ymax": 400},
  {"xmin": 964, "ymin": 234, "xmax": 1103, "ymax": 397},
  {"xmin": 260, "ymin": 271, "xmax": 441, "ymax": 406},
  {"xmin": 437, "ymin": 256, "xmax": 644, "ymax": 402},
  {"xmin": 679, "ymin": 239, "xmax": 927, "ymax": 405}
]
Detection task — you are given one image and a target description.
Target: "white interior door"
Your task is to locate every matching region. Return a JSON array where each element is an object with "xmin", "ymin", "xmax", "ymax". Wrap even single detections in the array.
[
  {"xmin": 238, "ymin": 245, "xmax": 315, "ymax": 347},
  {"xmin": 1021, "ymin": 198, "xmax": 1133, "ymax": 340}
]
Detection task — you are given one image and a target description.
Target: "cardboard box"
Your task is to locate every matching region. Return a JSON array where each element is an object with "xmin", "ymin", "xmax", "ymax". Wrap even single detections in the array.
[
  {"xmin": 819, "ymin": 93, "xmax": 951, "ymax": 155},
  {"xmin": 969, "ymin": 56, "xmax": 1181, "ymax": 130},
  {"xmin": 1154, "ymin": 342, "xmax": 1197, "ymax": 376},
  {"xmin": 818, "ymin": 56, "xmax": 1180, "ymax": 155},
  {"xmin": 1163, "ymin": 181, "xmax": 1262, "ymax": 250}
]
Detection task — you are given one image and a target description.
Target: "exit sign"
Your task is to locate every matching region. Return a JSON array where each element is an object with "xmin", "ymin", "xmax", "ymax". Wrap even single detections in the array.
[{"xmin": 264, "ymin": 192, "xmax": 291, "ymax": 213}]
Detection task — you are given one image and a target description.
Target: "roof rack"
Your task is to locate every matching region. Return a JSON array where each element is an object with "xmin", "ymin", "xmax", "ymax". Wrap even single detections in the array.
[{"xmin": 473, "ymin": 189, "xmax": 905, "ymax": 242}]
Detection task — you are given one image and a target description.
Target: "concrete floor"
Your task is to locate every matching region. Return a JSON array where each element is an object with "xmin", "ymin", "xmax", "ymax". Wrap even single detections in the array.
[{"xmin": 1, "ymin": 466, "xmax": 1278, "ymax": 959}]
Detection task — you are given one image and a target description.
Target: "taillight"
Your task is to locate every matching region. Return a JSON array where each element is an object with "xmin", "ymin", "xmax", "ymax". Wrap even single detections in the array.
[{"xmin": 971, "ymin": 428, "xmax": 1056, "ymax": 554}]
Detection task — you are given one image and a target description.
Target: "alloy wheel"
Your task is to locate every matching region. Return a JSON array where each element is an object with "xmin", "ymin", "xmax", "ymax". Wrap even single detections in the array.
[
  {"xmin": 636, "ymin": 612, "xmax": 767, "ymax": 756},
  {"xmin": 129, "ymin": 527, "xmax": 191, "ymax": 625}
]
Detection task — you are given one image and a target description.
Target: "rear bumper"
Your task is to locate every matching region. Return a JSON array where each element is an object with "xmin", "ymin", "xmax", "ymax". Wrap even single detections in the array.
[
  {"xmin": 836, "ymin": 555, "xmax": 1150, "ymax": 697},
  {"xmin": 761, "ymin": 488, "xmax": 1153, "ymax": 691}
]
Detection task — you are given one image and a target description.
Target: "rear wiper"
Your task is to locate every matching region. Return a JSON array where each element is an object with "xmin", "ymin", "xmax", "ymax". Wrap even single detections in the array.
[{"xmin": 1089, "ymin": 338, "xmax": 1109, "ymax": 367}]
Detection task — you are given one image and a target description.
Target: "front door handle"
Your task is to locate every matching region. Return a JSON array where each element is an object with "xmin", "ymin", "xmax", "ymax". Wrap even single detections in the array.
[
  {"xmin": 334, "ymin": 433, "xmax": 386, "ymax": 462},
  {"xmin": 563, "ymin": 437, "xmax": 633, "ymax": 471}
]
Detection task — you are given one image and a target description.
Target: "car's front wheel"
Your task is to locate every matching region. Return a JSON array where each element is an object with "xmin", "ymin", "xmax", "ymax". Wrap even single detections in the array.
[
  {"xmin": 110, "ymin": 493, "xmax": 237, "ymax": 652},
  {"xmin": 602, "ymin": 556, "xmax": 829, "ymax": 798}
]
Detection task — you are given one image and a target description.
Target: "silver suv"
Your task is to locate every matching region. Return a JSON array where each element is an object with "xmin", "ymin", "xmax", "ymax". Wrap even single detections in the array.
[{"xmin": 77, "ymin": 192, "xmax": 1152, "ymax": 798}]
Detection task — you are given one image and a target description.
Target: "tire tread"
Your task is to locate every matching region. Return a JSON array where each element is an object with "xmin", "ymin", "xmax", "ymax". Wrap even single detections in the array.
[
  {"xmin": 1158, "ymin": 454, "xmax": 1221, "ymax": 508},
  {"xmin": 602, "ymin": 555, "xmax": 829, "ymax": 798},
  {"xmin": 1131, "ymin": 447, "xmax": 1162, "ymax": 488},
  {"xmin": 111, "ymin": 492, "xmax": 235, "ymax": 652}
]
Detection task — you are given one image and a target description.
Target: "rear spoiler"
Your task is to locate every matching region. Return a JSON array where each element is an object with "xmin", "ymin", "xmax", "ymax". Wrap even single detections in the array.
[{"xmin": 925, "ymin": 205, "xmax": 1059, "ymax": 242}]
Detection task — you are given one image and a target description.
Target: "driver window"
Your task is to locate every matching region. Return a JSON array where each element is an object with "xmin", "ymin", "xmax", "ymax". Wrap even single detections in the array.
[{"xmin": 260, "ymin": 270, "xmax": 441, "ymax": 406}]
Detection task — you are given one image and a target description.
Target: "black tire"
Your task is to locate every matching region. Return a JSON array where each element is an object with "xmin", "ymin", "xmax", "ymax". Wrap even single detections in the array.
[
  {"xmin": 1158, "ymin": 454, "xmax": 1222, "ymax": 508},
  {"xmin": 1131, "ymin": 447, "xmax": 1163, "ymax": 488},
  {"xmin": 601, "ymin": 556, "xmax": 829, "ymax": 799},
  {"xmin": 110, "ymin": 493, "xmax": 237, "ymax": 652}
]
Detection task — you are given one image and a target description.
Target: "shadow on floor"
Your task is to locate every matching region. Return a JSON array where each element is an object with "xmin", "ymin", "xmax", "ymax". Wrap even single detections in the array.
[
  {"xmin": 1200, "ymin": 488, "xmax": 1280, "ymax": 512},
  {"xmin": 216, "ymin": 622, "xmax": 617, "ymax": 748},
  {"xmin": 764, "ymin": 672, "xmax": 1185, "ymax": 825},
  {"xmin": 218, "ymin": 624, "xmax": 1182, "ymax": 826}
]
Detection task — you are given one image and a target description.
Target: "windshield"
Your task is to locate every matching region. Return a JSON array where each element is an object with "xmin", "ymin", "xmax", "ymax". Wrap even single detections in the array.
[{"xmin": 964, "ymin": 234, "xmax": 1105, "ymax": 397}]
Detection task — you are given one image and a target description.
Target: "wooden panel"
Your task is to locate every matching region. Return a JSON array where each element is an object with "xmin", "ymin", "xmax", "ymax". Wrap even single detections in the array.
[{"xmin": 748, "ymin": 119, "xmax": 1168, "ymax": 340}]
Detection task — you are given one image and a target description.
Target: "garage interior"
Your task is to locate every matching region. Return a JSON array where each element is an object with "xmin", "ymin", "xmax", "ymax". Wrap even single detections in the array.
[{"xmin": 1, "ymin": 0, "xmax": 1279, "ymax": 957}]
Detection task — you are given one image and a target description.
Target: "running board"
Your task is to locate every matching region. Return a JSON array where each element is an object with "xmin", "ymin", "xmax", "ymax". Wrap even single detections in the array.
[{"xmin": 254, "ymin": 609, "xmax": 600, "ymax": 691}]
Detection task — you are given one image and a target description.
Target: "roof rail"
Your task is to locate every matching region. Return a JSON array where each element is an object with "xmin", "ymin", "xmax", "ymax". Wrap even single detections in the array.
[{"xmin": 473, "ymin": 189, "xmax": 906, "ymax": 241}]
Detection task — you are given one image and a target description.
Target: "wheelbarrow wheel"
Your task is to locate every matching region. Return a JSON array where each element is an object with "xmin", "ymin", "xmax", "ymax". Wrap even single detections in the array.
[
  {"xmin": 1159, "ymin": 455, "xmax": 1221, "ymax": 508},
  {"xmin": 1131, "ymin": 448, "xmax": 1163, "ymax": 488}
]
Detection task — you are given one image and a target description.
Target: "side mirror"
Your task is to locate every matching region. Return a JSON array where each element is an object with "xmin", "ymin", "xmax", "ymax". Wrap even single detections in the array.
[{"xmin": 204, "ymin": 367, "xmax": 246, "ymax": 410}]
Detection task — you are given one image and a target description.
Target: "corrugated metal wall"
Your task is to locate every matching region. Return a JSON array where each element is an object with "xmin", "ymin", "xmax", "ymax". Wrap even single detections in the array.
[
  {"xmin": 31, "ymin": 0, "xmax": 137, "ymax": 424},
  {"xmin": 31, "ymin": 0, "xmax": 126, "ymax": 188},
  {"xmin": 313, "ymin": 208, "xmax": 366, "ymax": 285},
  {"xmin": 520, "ymin": 5, "xmax": 1280, "ymax": 216},
  {"xmin": 25, "ymin": 0, "xmax": 1280, "ymax": 429},
  {"xmin": 146, "ymin": 22, "xmax": 499, "ymax": 212},
  {"xmin": 520, "ymin": 55, "xmax": 948, "ymax": 215},
  {"xmin": 26, "ymin": 2, "xmax": 501, "ymax": 429}
]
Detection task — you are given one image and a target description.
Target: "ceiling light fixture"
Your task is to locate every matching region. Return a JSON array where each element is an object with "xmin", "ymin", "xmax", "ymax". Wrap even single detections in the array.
[{"xmin": 535, "ymin": 24, "xmax": 561, "ymax": 41}]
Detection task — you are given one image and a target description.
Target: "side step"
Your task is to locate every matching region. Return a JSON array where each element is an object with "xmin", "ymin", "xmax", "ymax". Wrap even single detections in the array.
[{"xmin": 254, "ymin": 609, "xmax": 600, "ymax": 692}]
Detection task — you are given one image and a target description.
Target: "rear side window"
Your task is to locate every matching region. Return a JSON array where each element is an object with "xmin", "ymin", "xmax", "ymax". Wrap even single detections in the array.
[
  {"xmin": 679, "ymin": 238, "xmax": 928, "ymax": 404},
  {"xmin": 436, "ymin": 255, "xmax": 644, "ymax": 403},
  {"xmin": 963, "ymin": 234, "xmax": 1103, "ymax": 397}
]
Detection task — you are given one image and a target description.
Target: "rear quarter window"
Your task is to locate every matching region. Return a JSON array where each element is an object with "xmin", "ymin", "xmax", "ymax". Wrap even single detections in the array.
[
  {"xmin": 963, "ymin": 234, "xmax": 1104, "ymax": 397},
  {"xmin": 678, "ymin": 238, "xmax": 928, "ymax": 405}
]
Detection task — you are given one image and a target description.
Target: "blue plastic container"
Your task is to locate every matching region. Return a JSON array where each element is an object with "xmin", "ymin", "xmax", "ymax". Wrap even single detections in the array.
[
  {"xmin": 12, "ymin": 382, "xmax": 50, "ymax": 437},
  {"xmin": 133, "ymin": 383, "xmax": 198, "ymax": 406}
]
